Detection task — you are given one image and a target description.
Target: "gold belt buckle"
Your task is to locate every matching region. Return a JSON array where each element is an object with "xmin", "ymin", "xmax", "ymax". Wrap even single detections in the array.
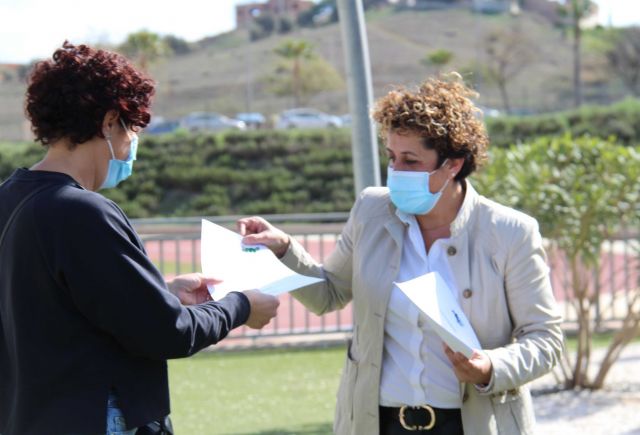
[{"xmin": 399, "ymin": 405, "xmax": 436, "ymax": 431}]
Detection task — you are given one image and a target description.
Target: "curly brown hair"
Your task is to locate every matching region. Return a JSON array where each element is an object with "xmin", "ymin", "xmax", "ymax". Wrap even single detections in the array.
[
  {"xmin": 25, "ymin": 41, "xmax": 155, "ymax": 146},
  {"xmin": 372, "ymin": 74, "xmax": 488, "ymax": 180}
]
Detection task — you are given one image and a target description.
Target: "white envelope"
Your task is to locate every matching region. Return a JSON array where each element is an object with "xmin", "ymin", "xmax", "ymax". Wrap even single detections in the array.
[
  {"xmin": 200, "ymin": 219, "xmax": 324, "ymax": 300},
  {"xmin": 395, "ymin": 272, "xmax": 481, "ymax": 358}
]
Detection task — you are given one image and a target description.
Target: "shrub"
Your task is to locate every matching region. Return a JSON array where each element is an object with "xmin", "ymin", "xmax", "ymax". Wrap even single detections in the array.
[
  {"xmin": 485, "ymin": 98, "xmax": 640, "ymax": 147},
  {"xmin": 474, "ymin": 135, "xmax": 640, "ymax": 390}
]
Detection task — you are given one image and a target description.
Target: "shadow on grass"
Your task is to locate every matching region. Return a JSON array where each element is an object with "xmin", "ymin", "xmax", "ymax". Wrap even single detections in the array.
[{"xmin": 222, "ymin": 422, "xmax": 333, "ymax": 435}]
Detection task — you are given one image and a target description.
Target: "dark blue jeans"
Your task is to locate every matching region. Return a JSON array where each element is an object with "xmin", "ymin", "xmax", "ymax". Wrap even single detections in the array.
[{"xmin": 106, "ymin": 391, "xmax": 137, "ymax": 435}]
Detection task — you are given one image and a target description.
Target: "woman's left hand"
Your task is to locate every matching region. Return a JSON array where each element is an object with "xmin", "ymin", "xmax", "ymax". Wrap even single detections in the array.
[
  {"xmin": 444, "ymin": 344, "xmax": 493, "ymax": 385},
  {"xmin": 166, "ymin": 273, "xmax": 220, "ymax": 305}
]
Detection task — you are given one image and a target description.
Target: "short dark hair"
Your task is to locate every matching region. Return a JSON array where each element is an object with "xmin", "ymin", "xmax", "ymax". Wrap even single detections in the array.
[
  {"xmin": 372, "ymin": 74, "xmax": 489, "ymax": 180},
  {"xmin": 26, "ymin": 41, "xmax": 155, "ymax": 146}
]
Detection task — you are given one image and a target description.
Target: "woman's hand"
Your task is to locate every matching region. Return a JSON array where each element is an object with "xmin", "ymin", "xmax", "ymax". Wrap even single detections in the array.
[
  {"xmin": 166, "ymin": 273, "xmax": 219, "ymax": 305},
  {"xmin": 237, "ymin": 216, "xmax": 290, "ymax": 258},
  {"xmin": 444, "ymin": 344, "xmax": 493, "ymax": 385},
  {"xmin": 242, "ymin": 289, "xmax": 280, "ymax": 329}
]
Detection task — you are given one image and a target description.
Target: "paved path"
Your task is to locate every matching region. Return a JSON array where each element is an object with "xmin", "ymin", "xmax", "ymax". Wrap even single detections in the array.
[{"xmin": 532, "ymin": 343, "xmax": 640, "ymax": 434}]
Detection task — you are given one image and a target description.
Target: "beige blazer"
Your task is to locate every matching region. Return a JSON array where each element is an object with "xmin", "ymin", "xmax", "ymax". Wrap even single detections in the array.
[{"xmin": 281, "ymin": 182, "xmax": 563, "ymax": 435}]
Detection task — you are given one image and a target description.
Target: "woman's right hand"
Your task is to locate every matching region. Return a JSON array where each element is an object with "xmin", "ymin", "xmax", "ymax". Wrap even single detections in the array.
[{"xmin": 237, "ymin": 216, "xmax": 290, "ymax": 258}]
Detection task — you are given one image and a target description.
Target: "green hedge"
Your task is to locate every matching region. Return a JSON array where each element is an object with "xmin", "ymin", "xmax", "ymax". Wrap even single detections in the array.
[
  {"xmin": 2, "ymin": 98, "xmax": 640, "ymax": 218},
  {"xmin": 485, "ymin": 98, "xmax": 640, "ymax": 148},
  {"xmin": 0, "ymin": 130, "xmax": 363, "ymax": 218}
]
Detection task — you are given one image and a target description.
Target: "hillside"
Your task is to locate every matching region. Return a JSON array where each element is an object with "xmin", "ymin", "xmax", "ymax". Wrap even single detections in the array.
[{"xmin": 0, "ymin": 6, "xmax": 624, "ymax": 141}]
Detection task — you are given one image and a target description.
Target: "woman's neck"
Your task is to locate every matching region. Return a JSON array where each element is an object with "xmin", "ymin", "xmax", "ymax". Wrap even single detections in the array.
[
  {"xmin": 416, "ymin": 180, "xmax": 465, "ymax": 234},
  {"xmin": 31, "ymin": 139, "xmax": 103, "ymax": 191}
]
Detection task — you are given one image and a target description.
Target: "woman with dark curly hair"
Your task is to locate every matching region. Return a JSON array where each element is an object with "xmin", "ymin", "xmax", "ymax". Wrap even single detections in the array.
[
  {"xmin": 237, "ymin": 75, "xmax": 563, "ymax": 434},
  {"xmin": 0, "ymin": 42, "xmax": 279, "ymax": 435}
]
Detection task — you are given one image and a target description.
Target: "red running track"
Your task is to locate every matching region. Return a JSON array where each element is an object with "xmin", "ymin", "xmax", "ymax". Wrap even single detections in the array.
[{"xmin": 143, "ymin": 236, "xmax": 638, "ymax": 338}]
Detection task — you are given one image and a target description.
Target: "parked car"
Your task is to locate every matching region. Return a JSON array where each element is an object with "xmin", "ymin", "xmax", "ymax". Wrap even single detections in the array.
[
  {"xmin": 339, "ymin": 113, "xmax": 352, "ymax": 127},
  {"xmin": 180, "ymin": 112, "xmax": 246, "ymax": 132},
  {"xmin": 476, "ymin": 105, "xmax": 502, "ymax": 118},
  {"xmin": 145, "ymin": 118, "xmax": 180, "ymax": 135},
  {"xmin": 275, "ymin": 108, "xmax": 342, "ymax": 130},
  {"xmin": 235, "ymin": 112, "xmax": 266, "ymax": 129}
]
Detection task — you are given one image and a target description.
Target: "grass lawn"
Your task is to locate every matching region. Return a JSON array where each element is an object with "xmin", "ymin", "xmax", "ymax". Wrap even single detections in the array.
[
  {"xmin": 166, "ymin": 331, "xmax": 640, "ymax": 433},
  {"xmin": 153, "ymin": 261, "xmax": 198, "ymax": 276},
  {"xmin": 168, "ymin": 346, "xmax": 345, "ymax": 434},
  {"xmin": 563, "ymin": 331, "xmax": 640, "ymax": 351}
]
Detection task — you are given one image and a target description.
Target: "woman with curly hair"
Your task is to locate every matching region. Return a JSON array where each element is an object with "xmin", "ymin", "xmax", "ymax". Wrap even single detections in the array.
[
  {"xmin": 0, "ymin": 42, "xmax": 279, "ymax": 435},
  {"xmin": 237, "ymin": 75, "xmax": 563, "ymax": 434}
]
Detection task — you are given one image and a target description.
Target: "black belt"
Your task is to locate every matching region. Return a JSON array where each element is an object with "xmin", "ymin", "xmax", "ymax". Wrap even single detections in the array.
[{"xmin": 379, "ymin": 405, "xmax": 462, "ymax": 433}]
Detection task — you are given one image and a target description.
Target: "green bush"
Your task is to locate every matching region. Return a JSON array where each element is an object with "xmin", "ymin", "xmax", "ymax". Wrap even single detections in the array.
[
  {"xmin": 474, "ymin": 135, "xmax": 640, "ymax": 258},
  {"xmin": 485, "ymin": 98, "xmax": 640, "ymax": 147},
  {"xmin": 0, "ymin": 130, "xmax": 357, "ymax": 218},
  {"xmin": 4, "ymin": 106, "xmax": 639, "ymax": 219},
  {"xmin": 473, "ymin": 135, "xmax": 640, "ymax": 390}
]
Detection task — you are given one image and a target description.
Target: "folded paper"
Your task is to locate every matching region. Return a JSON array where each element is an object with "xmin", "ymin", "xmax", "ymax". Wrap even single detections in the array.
[
  {"xmin": 200, "ymin": 219, "xmax": 324, "ymax": 299},
  {"xmin": 396, "ymin": 272, "xmax": 481, "ymax": 358}
]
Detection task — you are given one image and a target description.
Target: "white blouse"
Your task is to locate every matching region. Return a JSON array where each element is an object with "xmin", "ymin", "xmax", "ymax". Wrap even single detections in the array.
[{"xmin": 379, "ymin": 209, "xmax": 463, "ymax": 409}]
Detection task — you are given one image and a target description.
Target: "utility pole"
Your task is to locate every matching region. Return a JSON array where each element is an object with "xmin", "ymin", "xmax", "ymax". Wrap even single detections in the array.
[
  {"xmin": 245, "ymin": 7, "xmax": 261, "ymax": 113},
  {"xmin": 336, "ymin": 0, "xmax": 381, "ymax": 195}
]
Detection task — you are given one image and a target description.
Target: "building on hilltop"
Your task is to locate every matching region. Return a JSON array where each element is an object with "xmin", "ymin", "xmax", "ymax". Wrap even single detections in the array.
[
  {"xmin": 471, "ymin": 0, "xmax": 518, "ymax": 14},
  {"xmin": 0, "ymin": 64, "xmax": 23, "ymax": 83},
  {"xmin": 391, "ymin": 0, "xmax": 469, "ymax": 10},
  {"xmin": 389, "ymin": 0, "xmax": 599, "ymax": 26},
  {"xmin": 236, "ymin": 0, "xmax": 314, "ymax": 28},
  {"xmin": 390, "ymin": 0, "xmax": 518, "ymax": 13},
  {"xmin": 520, "ymin": 0, "xmax": 599, "ymax": 28}
]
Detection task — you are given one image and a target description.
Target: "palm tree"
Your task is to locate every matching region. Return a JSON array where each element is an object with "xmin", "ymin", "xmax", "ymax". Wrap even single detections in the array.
[
  {"xmin": 118, "ymin": 30, "xmax": 170, "ymax": 71},
  {"xmin": 420, "ymin": 49, "xmax": 454, "ymax": 75},
  {"xmin": 561, "ymin": 0, "xmax": 597, "ymax": 108},
  {"xmin": 274, "ymin": 39, "xmax": 315, "ymax": 107}
]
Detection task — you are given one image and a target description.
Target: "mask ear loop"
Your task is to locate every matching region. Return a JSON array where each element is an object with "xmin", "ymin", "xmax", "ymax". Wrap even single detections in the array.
[
  {"xmin": 119, "ymin": 118, "xmax": 138, "ymax": 152},
  {"xmin": 436, "ymin": 158, "xmax": 452, "ymax": 194},
  {"xmin": 437, "ymin": 177, "xmax": 450, "ymax": 194},
  {"xmin": 119, "ymin": 118, "xmax": 131, "ymax": 137},
  {"xmin": 104, "ymin": 128, "xmax": 116, "ymax": 159}
]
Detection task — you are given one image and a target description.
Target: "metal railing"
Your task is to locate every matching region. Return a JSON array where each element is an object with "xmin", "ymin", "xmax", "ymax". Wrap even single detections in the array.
[
  {"xmin": 133, "ymin": 215, "xmax": 640, "ymax": 340},
  {"xmin": 135, "ymin": 214, "xmax": 352, "ymax": 342}
]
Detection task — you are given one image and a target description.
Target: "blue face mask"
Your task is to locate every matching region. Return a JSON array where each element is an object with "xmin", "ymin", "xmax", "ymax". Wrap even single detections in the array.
[
  {"xmin": 386, "ymin": 160, "xmax": 449, "ymax": 215},
  {"xmin": 100, "ymin": 119, "xmax": 138, "ymax": 190}
]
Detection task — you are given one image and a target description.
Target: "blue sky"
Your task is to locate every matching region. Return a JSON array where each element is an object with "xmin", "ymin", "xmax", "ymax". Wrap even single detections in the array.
[{"xmin": 0, "ymin": 0, "xmax": 638, "ymax": 64}]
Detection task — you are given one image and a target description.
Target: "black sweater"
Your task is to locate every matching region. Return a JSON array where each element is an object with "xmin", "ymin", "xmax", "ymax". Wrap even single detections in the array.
[{"xmin": 0, "ymin": 169, "xmax": 250, "ymax": 435}]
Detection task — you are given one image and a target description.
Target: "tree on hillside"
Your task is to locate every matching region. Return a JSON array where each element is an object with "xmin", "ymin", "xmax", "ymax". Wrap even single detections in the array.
[
  {"xmin": 476, "ymin": 27, "xmax": 535, "ymax": 114},
  {"xmin": 297, "ymin": 0, "xmax": 338, "ymax": 28},
  {"xmin": 606, "ymin": 27, "xmax": 640, "ymax": 97},
  {"xmin": 278, "ymin": 16, "xmax": 295, "ymax": 34},
  {"xmin": 275, "ymin": 40, "xmax": 314, "ymax": 105},
  {"xmin": 558, "ymin": 0, "xmax": 597, "ymax": 107},
  {"xmin": 163, "ymin": 35, "xmax": 191, "ymax": 56},
  {"xmin": 270, "ymin": 39, "xmax": 344, "ymax": 107},
  {"xmin": 250, "ymin": 12, "xmax": 276, "ymax": 41},
  {"xmin": 266, "ymin": 40, "xmax": 344, "ymax": 107},
  {"xmin": 421, "ymin": 49, "xmax": 454, "ymax": 75},
  {"xmin": 118, "ymin": 30, "xmax": 171, "ymax": 70}
]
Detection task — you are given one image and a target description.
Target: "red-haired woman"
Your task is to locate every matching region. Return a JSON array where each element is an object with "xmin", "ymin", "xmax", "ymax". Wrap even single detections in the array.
[{"xmin": 0, "ymin": 42, "xmax": 279, "ymax": 435}]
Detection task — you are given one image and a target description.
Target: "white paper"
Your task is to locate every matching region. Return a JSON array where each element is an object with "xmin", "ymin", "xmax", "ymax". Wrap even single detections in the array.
[
  {"xmin": 200, "ymin": 219, "xmax": 324, "ymax": 300},
  {"xmin": 395, "ymin": 272, "xmax": 481, "ymax": 358}
]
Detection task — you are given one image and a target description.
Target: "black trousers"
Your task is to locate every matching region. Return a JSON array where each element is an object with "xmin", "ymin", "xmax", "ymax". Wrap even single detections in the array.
[{"xmin": 379, "ymin": 406, "xmax": 464, "ymax": 435}]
